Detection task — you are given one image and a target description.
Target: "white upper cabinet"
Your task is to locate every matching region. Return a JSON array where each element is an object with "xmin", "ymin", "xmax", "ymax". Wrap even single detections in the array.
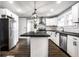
[
  {"xmin": 57, "ymin": 15, "xmax": 66, "ymax": 26},
  {"xmin": 57, "ymin": 10, "xmax": 73, "ymax": 26},
  {"xmin": 72, "ymin": 3, "xmax": 79, "ymax": 22},
  {"xmin": 0, "ymin": 9, "xmax": 15, "ymax": 18}
]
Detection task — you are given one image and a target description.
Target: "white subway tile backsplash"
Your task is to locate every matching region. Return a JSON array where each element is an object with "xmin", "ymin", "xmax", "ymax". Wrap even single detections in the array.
[
  {"xmin": 63, "ymin": 26, "xmax": 79, "ymax": 33},
  {"xmin": 57, "ymin": 25, "xmax": 79, "ymax": 33}
]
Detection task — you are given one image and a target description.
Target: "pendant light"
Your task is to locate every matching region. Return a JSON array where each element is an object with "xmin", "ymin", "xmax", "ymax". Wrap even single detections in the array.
[{"xmin": 32, "ymin": 1, "xmax": 38, "ymax": 23}]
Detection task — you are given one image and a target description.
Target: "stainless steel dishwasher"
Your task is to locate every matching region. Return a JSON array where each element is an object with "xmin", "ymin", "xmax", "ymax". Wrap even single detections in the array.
[{"xmin": 60, "ymin": 33, "xmax": 67, "ymax": 52}]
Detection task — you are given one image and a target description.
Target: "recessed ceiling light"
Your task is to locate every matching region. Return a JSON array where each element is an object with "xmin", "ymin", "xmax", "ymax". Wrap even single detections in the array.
[
  {"xmin": 8, "ymin": 1, "xmax": 14, "ymax": 4},
  {"xmin": 17, "ymin": 8, "xmax": 22, "ymax": 13},
  {"xmin": 50, "ymin": 9, "xmax": 54, "ymax": 12},
  {"xmin": 56, "ymin": 1, "xmax": 62, "ymax": 4},
  {"xmin": 47, "ymin": 13, "xmax": 50, "ymax": 16}
]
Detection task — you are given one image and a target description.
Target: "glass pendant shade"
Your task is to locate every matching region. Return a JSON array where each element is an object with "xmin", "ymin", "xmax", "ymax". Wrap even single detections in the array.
[{"xmin": 32, "ymin": 9, "xmax": 38, "ymax": 22}]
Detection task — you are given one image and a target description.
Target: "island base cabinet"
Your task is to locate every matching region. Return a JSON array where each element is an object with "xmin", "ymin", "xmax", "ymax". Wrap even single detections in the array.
[{"xmin": 30, "ymin": 37, "xmax": 48, "ymax": 57}]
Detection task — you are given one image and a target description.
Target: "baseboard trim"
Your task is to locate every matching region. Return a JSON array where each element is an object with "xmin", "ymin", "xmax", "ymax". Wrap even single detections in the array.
[{"xmin": 49, "ymin": 39, "xmax": 71, "ymax": 57}]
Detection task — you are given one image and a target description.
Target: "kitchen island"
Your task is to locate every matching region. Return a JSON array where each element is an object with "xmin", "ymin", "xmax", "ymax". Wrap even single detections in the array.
[{"xmin": 21, "ymin": 31, "xmax": 50, "ymax": 57}]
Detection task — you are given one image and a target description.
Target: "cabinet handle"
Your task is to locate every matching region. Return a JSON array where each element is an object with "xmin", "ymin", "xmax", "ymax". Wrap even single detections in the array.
[
  {"xmin": 55, "ymin": 32, "xmax": 57, "ymax": 37},
  {"xmin": 73, "ymin": 41, "xmax": 77, "ymax": 46},
  {"xmin": 73, "ymin": 38, "xmax": 77, "ymax": 40}
]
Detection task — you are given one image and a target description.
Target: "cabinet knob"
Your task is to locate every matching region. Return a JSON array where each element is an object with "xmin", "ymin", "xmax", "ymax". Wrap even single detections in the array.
[{"xmin": 73, "ymin": 41, "xmax": 77, "ymax": 46}]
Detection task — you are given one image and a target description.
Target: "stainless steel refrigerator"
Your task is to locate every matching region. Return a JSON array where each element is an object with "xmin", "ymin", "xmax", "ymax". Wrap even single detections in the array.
[{"xmin": 0, "ymin": 17, "xmax": 16, "ymax": 51}]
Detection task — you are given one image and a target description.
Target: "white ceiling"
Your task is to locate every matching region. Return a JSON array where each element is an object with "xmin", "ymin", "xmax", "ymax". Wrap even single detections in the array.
[{"xmin": 0, "ymin": 1, "xmax": 78, "ymax": 17}]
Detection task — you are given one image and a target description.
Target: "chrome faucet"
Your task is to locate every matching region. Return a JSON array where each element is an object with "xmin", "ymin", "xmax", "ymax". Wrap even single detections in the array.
[{"xmin": 60, "ymin": 27, "xmax": 64, "ymax": 32}]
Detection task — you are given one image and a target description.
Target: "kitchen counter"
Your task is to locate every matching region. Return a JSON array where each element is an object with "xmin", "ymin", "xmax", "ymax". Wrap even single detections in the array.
[
  {"xmin": 21, "ymin": 31, "xmax": 50, "ymax": 37},
  {"xmin": 46, "ymin": 30, "xmax": 79, "ymax": 37},
  {"xmin": 56, "ymin": 31, "xmax": 79, "ymax": 37}
]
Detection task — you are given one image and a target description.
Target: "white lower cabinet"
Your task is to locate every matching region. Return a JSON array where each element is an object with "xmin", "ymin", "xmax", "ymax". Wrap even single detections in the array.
[
  {"xmin": 48, "ymin": 31, "xmax": 79, "ymax": 57},
  {"xmin": 56, "ymin": 33, "xmax": 60, "ymax": 46},
  {"xmin": 51, "ymin": 32, "xmax": 55, "ymax": 42},
  {"xmin": 67, "ymin": 35, "xmax": 79, "ymax": 57},
  {"xmin": 51, "ymin": 32, "xmax": 59, "ymax": 46},
  {"xmin": 47, "ymin": 31, "xmax": 52, "ymax": 41}
]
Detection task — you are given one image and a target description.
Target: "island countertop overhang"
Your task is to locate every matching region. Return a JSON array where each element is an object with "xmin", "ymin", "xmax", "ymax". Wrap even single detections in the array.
[{"xmin": 20, "ymin": 31, "xmax": 50, "ymax": 37}]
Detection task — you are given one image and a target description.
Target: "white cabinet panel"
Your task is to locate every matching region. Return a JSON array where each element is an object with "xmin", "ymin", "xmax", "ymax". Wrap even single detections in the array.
[
  {"xmin": 72, "ymin": 3, "xmax": 79, "ymax": 22},
  {"xmin": 77, "ymin": 42, "xmax": 79, "ymax": 56},
  {"xmin": 50, "ymin": 32, "xmax": 59, "ymax": 46},
  {"xmin": 67, "ymin": 35, "xmax": 79, "ymax": 57},
  {"xmin": 0, "ymin": 9, "xmax": 13, "ymax": 17},
  {"xmin": 56, "ymin": 33, "xmax": 59, "ymax": 46},
  {"xmin": 30, "ymin": 37, "xmax": 48, "ymax": 57},
  {"xmin": 67, "ymin": 35, "xmax": 76, "ymax": 56},
  {"xmin": 51, "ymin": 32, "xmax": 56, "ymax": 42},
  {"xmin": 0, "ymin": 9, "xmax": 6, "ymax": 16}
]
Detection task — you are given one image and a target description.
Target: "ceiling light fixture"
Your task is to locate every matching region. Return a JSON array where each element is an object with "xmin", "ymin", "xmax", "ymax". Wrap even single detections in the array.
[
  {"xmin": 8, "ymin": 1, "xmax": 14, "ymax": 4},
  {"xmin": 47, "ymin": 13, "xmax": 50, "ymax": 16},
  {"xmin": 17, "ymin": 8, "xmax": 22, "ymax": 12},
  {"xmin": 50, "ymin": 9, "xmax": 54, "ymax": 12},
  {"xmin": 56, "ymin": 1, "xmax": 62, "ymax": 4}
]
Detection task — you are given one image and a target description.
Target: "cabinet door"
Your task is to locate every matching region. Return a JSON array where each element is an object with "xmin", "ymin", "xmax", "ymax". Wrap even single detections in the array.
[
  {"xmin": 51, "ymin": 32, "xmax": 56, "ymax": 43},
  {"xmin": 55, "ymin": 33, "xmax": 59, "ymax": 46},
  {"xmin": 51, "ymin": 32, "xmax": 59, "ymax": 46},
  {"xmin": 76, "ymin": 37, "xmax": 79, "ymax": 56},
  {"xmin": 67, "ymin": 35, "xmax": 77, "ymax": 57},
  {"xmin": 77, "ymin": 42, "xmax": 79, "ymax": 56},
  {"xmin": 72, "ymin": 3, "xmax": 79, "ymax": 22},
  {"xmin": 67, "ymin": 35, "xmax": 75, "ymax": 56}
]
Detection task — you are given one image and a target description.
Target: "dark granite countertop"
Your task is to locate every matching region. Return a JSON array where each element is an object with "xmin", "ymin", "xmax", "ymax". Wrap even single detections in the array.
[
  {"xmin": 56, "ymin": 31, "xmax": 79, "ymax": 37},
  {"xmin": 21, "ymin": 31, "xmax": 50, "ymax": 37},
  {"xmin": 46, "ymin": 30, "xmax": 79, "ymax": 37}
]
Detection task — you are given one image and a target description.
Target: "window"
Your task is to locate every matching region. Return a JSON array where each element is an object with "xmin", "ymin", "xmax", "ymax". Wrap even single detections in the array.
[{"xmin": 46, "ymin": 18, "xmax": 57, "ymax": 26}]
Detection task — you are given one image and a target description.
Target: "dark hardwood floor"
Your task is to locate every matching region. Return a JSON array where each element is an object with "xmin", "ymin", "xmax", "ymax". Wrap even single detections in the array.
[
  {"xmin": 49, "ymin": 39, "xmax": 69, "ymax": 57},
  {"xmin": 0, "ymin": 39, "xmax": 69, "ymax": 57}
]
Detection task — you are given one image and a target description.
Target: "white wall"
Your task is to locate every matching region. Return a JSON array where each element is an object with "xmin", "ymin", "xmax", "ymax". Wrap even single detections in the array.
[{"xmin": 19, "ymin": 18, "xmax": 27, "ymax": 36}]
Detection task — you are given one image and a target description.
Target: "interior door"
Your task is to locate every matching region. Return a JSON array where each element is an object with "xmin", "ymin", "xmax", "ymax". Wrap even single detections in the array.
[
  {"xmin": 27, "ymin": 20, "xmax": 33, "ymax": 32},
  {"xmin": 19, "ymin": 18, "xmax": 27, "ymax": 35}
]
